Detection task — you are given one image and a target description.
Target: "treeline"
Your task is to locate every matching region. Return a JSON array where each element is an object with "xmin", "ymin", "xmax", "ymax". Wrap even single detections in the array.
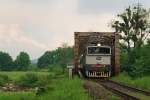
[
  {"xmin": 0, "ymin": 52, "xmax": 30, "ymax": 71},
  {"xmin": 37, "ymin": 45, "xmax": 73, "ymax": 69},
  {"xmin": 0, "ymin": 44, "xmax": 73, "ymax": 71},
  {"xmin": 112, "ymin": 4, "xmax": 150, "ymax": 77}
]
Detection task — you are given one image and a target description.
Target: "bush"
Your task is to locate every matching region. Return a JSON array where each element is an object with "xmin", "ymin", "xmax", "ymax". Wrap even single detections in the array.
[
  {"xmin": 36, "ymin": 75, "xmax": 51, "ymax": 86},
  {"xmin": 120, "ymin": 41, "xmax": 150, "ymax": 78},
  {"xmin": 17, "ymin": 73, "xmax": 38, "ymax": 87},
  {"xmin": 48, "ymin": 64, "xmax": 63, "ymax": 75},
  {"xmin": 128, "ymin": 44, "xmax": 150, "ymax": 77},
  {"xmin": 17, "ymin": 73, "xmax": 51, "ymax": 88},
  {"xmin": 130, "ymin": 56, "xmax": 150, "ymax": 77},
  {"xmin": 120, "ymin": 50, "xmax": 129, "ymax": 72},
  {"xmin": 0, "ymin": 74, "xmax": 9, "ymax": 86},
  {"xmin": 28, "ymin": 64, "xmax": 39, "ymax": 71}
]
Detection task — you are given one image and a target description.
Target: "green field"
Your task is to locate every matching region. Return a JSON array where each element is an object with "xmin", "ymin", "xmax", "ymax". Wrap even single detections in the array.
[
  {"xmin": 0, "ymin": 71, "xmax": 91, "ymax": 100},
  {"xmin": 0, "ymin": 71, "xmax": 50, "ymax": 80}
]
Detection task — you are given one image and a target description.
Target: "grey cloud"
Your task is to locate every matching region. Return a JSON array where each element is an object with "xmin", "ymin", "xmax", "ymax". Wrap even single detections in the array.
[
  {"xmin": 77, "ymin": 0, "xmax": 149, "ymax": 15},
  {"xmin": 0, "ymin": 0, "xmax": 149, "ymax": 59},
  {"xmin": 0, "ymin": 0, "xmax": 59, "ymax": 3}
]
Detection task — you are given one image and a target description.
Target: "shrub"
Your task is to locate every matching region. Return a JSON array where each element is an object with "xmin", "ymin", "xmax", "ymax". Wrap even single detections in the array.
[
  {"xmin": 120, "ymin": 50, "xmax": 129, "ymax": 72},
  {"xmin": 0, "ymin": 74, "xmax": 9, "ymax": 86},
  {"xmin": 48, "ymin": 64, "xmax": 63, "ymax": 75},
  {"xmin": 128, "ymin": 44, "xmax": 150, "ymax": 77},
  {"xmin": 17, "ymin": 73, "xmax": 51, "ymax": 88},
  {"xmin": 28, "ymin": 64, "xmax": 39, "ymax": 71},
  {"xmin": 120, "ymin": 40, "xmax": 150, "ymax": 77},
  {"xmin": 17, "ymin": 73, "xmax": 38, "ymax": 87},
  {"xmin": 36, "ymin": 75, "xmax": 50, "ymax": 86}
]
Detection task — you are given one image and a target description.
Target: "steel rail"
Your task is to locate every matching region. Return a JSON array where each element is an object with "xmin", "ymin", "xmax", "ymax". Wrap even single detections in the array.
[
  {"xmin": 107, "ymin": 80, "xmax": 150, "ymax": 96},
  {"xmin": 97, "ymin": 81, "xmax": 140, "ymax": 100}
]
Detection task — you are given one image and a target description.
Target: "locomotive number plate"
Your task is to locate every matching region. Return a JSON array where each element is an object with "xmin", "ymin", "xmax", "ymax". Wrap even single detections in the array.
[{"xmin": 96, "ymin": 56, "xmax": 102, "ymax": 60}]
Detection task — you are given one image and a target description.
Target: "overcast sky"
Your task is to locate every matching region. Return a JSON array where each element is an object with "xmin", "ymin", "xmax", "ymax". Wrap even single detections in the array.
[{"xmin": 0, "ymin": 0, "xmax": 149, "ymax": 59}]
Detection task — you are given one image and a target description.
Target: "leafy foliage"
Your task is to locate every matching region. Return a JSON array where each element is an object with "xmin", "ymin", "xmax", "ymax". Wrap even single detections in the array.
[
  {"xmin": 37, "ymin": 45, "xmax": 73, "ymax": 70},
  {"xmin": 17, "ymin": 73, "xmax": 51, "ymax": 88},
  {"xmin": 17, "ymin": 73, "xmax": 38, "ymax": 87},
  {"xmin": 14, "ymin": 52, "xmax": 31, "ymax": 71},
  {"xmin": 112, "ymin": 4, "xmax": 150, "ymax": 77},
  {"xmin": 112, "ymin": 4, "xmax": 150, "ymax": 49},
  {"xmin": 120, "ymin": 48, "xmax": 128, "ymax": 72},
  {"xmin": 0, "ymin": 51, "xmax": 31, "ymax": 71},
  {"xmin": 48, "ymin": 64, "xmax": 63, "ymax": 75},
  {"xmin": 129, "ymin": 41, "xmax": 150, "ymax": 77},
  {"xmin": 0, "ymin": 52, "xmax": 13, "ymax": 71},
  {"xmin": 37, "ymin": 51, "xmax": 53, "ymax": 68},
  {"xmin": 120, "ymin": 40, "xmax": 150, "ymax": 77},
  {"xmin": 0, "ymin": 74, "xmax": 90, "ymax": 100},
  {"xmin": 0, "ymin": 74, "xmax": 9, "ymax": 86}
]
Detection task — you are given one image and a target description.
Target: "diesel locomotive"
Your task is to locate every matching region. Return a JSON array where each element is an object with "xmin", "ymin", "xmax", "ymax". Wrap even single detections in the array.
[
  {"xmin": 79, "ymin": 44, "xmax": 111, "ymax": 77},
  {"xmin": 74, "ymin": 32, "xmax": 120, "ymax": 78}
]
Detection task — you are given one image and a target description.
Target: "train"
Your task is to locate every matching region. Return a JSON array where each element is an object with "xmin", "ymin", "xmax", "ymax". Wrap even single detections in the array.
[
  {"xmin": 74, "ymin": 32, "xmax": 120, "ymax": 78},
  {"xmin": 79, "ymin": 43, "xmax": 112, "ymax": 77}
]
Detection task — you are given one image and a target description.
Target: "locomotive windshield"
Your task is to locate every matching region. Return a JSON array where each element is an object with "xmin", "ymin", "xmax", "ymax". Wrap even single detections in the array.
[{"xmin": 87, "ymin": 46, "xmax": 111, "ymax": 55}]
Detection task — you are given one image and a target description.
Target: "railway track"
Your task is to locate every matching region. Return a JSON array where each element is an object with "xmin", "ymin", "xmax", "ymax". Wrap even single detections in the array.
[
  {"xmin": 78, "ymin": 71, "xmax": 150, "ymax": 99},
  {"xmin": 96, "ymin": 80, "xmax": 150, "ymax": 100}
]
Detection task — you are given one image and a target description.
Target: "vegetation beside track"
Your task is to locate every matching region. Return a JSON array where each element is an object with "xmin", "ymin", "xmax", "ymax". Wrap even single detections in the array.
[
  {"xmin": 111, "ymin": 73, "xmax": 150, "ymax": 91},
  {"xmin": 0, "ymin": 71, "xmax": 90, "ymax": 100}
]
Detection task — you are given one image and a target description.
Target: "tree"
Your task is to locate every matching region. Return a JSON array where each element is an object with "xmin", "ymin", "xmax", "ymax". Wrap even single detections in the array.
[
  {"xmin": 0, "ymin": 52, "xmax": 13, "ymax": 71},
  {"xmin": 112, "ymin": 4, "xmax": 150, "ymax": 53},
  {"xmin": 111, "ymin": 4, "xmax": 150, "ymax": 71},
  {"xmin": 37, "ymin": 51, "xmax": 53, "ymax": 68},
  {"xmin": 37, "ymin": 44, "xmax": 73, "ymax": 71},
  {"xmin": 59, "ymin": 43, "xmax": 68, "ymax": 73},
  {"xmin": 15, "ymin": 52, "xmax": 31, "ymax": 71},
  {"xmin": 131, "ymin": 5, "xmax": 150, "ymax": 48},
  {"xmin": 129, "ymin": 39, "xmax": 150, "ymax": 77}
]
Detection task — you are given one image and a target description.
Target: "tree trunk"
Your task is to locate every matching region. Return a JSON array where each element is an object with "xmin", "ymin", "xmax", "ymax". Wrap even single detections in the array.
[{"xmin": 127, "ymin": 40, "xmax": 131, "ymax": 64}]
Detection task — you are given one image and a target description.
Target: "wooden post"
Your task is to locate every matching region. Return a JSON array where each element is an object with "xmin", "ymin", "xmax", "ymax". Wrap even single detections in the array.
[
  {"xmin": 67, "ymin": 64, "xmax": 74, "ymax": 79},
  {"xmin": 69, "ymin": 68, "xmax": 73, "ymax": 79}
]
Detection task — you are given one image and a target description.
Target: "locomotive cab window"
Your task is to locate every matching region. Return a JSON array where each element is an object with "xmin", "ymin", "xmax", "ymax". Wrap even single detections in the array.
[{"xmin": 87, "ymin": 46, "xmax": 111, "ymax": 55}]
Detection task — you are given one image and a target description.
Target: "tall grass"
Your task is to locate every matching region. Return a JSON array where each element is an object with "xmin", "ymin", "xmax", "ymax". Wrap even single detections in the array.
[
  {"xmin": 0, "ymin": 92, "xmax": 37, "ymax": 100},
  {"xmin": 0, "ymin": 71, "xmax": 90, "ymax": 100},
  {"xmin": 111, "ymin": 73, "xmax": 150, "ymax": 90},
  {"xmin": 41, "ymin": 77, "xmax": 91, "ymax": 100},
  {"xmin": 0, "ymin": 71, "xmax": 50, "ymax": 81}
]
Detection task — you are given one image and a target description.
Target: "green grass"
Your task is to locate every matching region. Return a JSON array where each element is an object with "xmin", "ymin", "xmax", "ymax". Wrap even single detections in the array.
[
  {"xmin": 40, "ymin": 77, "xmax": 91, "ymax": 100},
  {"xmin": 111, "ymin": 73, "xmax": 150, "ymax": 91},
  {"xmin": 0, "ymin": 92, "xmax": 36, "ymax": 100},
  {"xmin": 108, "ymin": 95, "xmax": 120, "ymax": 100},
  {"xmin": 0, "ymin": 71, "xmax": 50, "ymax": 80},
  {"xmin": 0, "ymin": 71, "xmax": 91, "ymax": 100}
]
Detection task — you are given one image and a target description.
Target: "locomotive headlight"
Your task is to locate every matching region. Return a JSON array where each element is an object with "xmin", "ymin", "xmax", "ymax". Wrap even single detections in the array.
[{"xmin": 97, "ymin": 43, "xmax": 101, "ymax": 46}]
